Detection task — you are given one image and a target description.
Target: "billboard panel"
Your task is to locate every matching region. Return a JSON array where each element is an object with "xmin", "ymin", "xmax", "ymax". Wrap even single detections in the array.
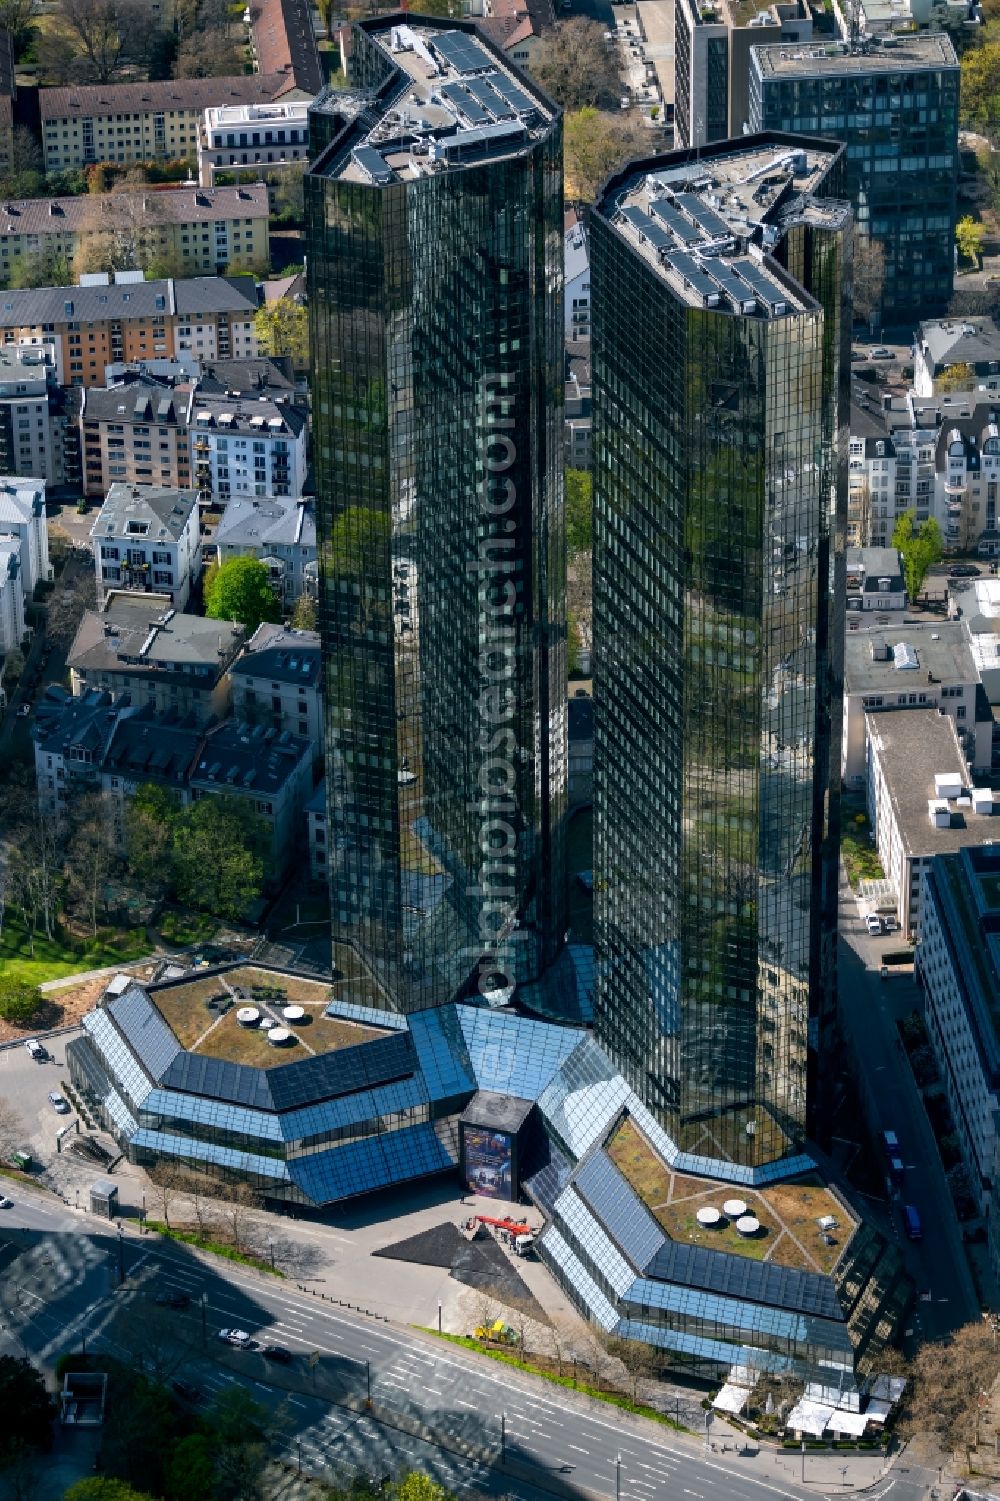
[{"xmin": 463, "ymin": 1126, "xmax": 513, "ymax": 1199}]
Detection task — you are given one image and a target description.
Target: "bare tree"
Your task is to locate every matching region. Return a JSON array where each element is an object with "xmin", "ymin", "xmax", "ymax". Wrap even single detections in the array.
[
  {"xmin": 65, "ymin": 792, "xmax": 115, "ymax": 936},
  {"xmin": 898, "ymin": 1321, "xmax": 995, "ymax": 1465},
  {"xmin": 10, "ymin": 812, "xmax": 63, "ymax": 946},
  {"xmin": 0, "ymin": 0, "xmax": 37, "ymax": 54},
  {"xmin": 114, "ymin": 1301, "xmax": 190, "ymax": 1382},
  {"xmin": 45, "ymin": 567, "xmax": 96, "ymax": 647},
  {"xmin": 55, "ymin": 0, "xmax": 142, "ymax": 81},
  {"xmin": 216, "ymin": 1181, "xmax": 260, "ymax": 1254},
  {"xmin": 606, "ymin": 1335, "xmax": 658, "ymax": 1404},
  {"xmin": 853, "ymin": 236, "xmax": 886, "ymax": 332},
  {"xmin": 528, "ymin": 19, "xmax": 622, "ymax": 110},
  {"xmin": 149, "ymin": 1164, "xmax": 185, "ymax": 1229}
]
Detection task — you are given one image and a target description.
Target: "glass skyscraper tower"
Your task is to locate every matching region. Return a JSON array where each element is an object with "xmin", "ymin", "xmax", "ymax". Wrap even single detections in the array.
[
  {"xmin": 591, "ymin": 135, "xmax": 850, "ymax": 1172},
  {"xmin": 305, "ymin": 18, "xmax": 566, "ymax": 1014}
]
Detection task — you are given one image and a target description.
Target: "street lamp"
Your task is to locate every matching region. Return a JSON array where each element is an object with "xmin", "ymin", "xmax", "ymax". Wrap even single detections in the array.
[
  {"xmin": 616, "ymin": 1452, "xmax": 622, "ymax": 1501},
  {"xmin": 268, "ymin": 1238, "xmax": 275, "ymax": 1271},
  {"xmin": 200, "ymin": 1292, "xmax": 207, "ymax": 1345},
  {"xmin": 116, "ymin": 1222, "xmax": 124, "ymax": 1285},
  {"xmin": 365, "ymin": 1358, "xmax": 371, "ymax": 1406},
  {"xmin": 437, "ymin": 1299, "xmax": 442, "ymax": 1334},
  {"xmin": 500, "ymin": 1411, "xmax": 506, "ymax": 1465}
]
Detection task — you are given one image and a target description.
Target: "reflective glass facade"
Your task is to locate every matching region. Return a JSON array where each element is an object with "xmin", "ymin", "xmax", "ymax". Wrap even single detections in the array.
[
  {"xmin": 305, "ymin": 19, "xmax": 567, "ymax": 1015},
  {"xmin": 591, "ymin": 138, "xmax": 849, "ymax": 1172},
  {"xmin": 749, "ymin": 38, "xmax": 959, "ymax": 321}
]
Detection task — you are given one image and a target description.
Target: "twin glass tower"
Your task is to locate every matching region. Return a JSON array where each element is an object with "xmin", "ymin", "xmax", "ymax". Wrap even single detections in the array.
[{"xmin": 306, "ymin": 18, "xmax": 849, "ymax": 1178}]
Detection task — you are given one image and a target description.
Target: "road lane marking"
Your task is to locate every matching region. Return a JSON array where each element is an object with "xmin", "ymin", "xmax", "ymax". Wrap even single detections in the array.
[{"xmin": 567, "ymin": 1443, "xmax": 589, "ymax": 1455}]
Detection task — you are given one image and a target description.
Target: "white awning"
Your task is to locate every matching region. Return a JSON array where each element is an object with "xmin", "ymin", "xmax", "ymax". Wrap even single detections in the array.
[
  {"xmin": 826, "ymin": 1409, "xmax": 869, "ymax": 1437},
  {"xmin": 787, "ymin": 1399, "xmax": 836, "ymax": 1437},
  {"xmin": 713, "ymin": 1384, "xmax": 750, "ymax": 1416}
]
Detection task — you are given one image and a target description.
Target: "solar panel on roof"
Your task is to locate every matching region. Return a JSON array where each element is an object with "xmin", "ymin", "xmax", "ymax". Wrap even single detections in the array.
[
  {"xmin": 464, "ymin": 76, "xmax": 515, "ymax": 117},
  {"xmin": 673, "ymin": 192, "xmax": 732, "ymax": 242},
  {"xmin": 664, "ymin": 252, "xmax": 722, "ymax": 306},
  {"xmin": 490, "ymin": 77, "xmax": 536, "ymax": 116},
  {"xmin": 648, "ymin": 198, "xmax": 701, "ymax": 246},
  {"xmin": 732, "ymin": 258, "xmax": 789, "ymax": 314},
  {"xmin": 619, "ymin": 205, "xmax": 672, "ymax": 253},
  {"xmin": 437, "ymin": 121, "xmax": 525, "ymax": 158},
  {"xmin": 432, "ymin": 31, "xmax": 493, "ymax": 74},
  {"xmin": 704, "ymin": 262, "xmax": 759, "ymax": 313},
  {"xmin": 439, "ymin": 82, "xmax": 489, "ymax": 124},
  {"xmin": 353, "ymin": 145, "xmax": 393, "ymax": 184}
]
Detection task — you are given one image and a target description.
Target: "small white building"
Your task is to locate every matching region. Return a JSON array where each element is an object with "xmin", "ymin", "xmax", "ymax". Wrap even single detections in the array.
[
  {"xmin": 190, "ymin": 394, "xmax": 307, "ymax": 502},
  {"xmin": 0, "ymin": 476, "xmax": 50, "ymax": 596},
  {"xmin": 913, "ymin": 316, "xmax": 1000, "ymax": 398},
  {"xmin": 229, "ymin": 622, "xmax": 323, "ymax": 751},
  {"xmin": 91, "ymin": 483, "xmax": 202, "ymax": 610},
  {"xmin": 197, "ymin": 99, "xmax": 311, "ymax": 187},
  {"xmin": 845, "ymin": 547, "xmax": 906, "ymax": 630},
  {"xmin": 866, "ymin": 707, "xmax": 1000, "ymax": 937},
  {"xmin": 214, "ymin": 493, "xmax": 315, "ymax": 604},
  {"xmin": 0, "ymin": 535, "xmax": 25, "ymax": 654},
  {"xmin": 564, "ymin": 217, "xmax": 590, "ymax": 343}
]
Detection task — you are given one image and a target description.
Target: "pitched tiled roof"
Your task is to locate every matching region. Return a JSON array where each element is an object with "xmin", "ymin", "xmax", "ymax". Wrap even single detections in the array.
[
  {"xmin": 0, "ymin": 184, "xmax": 268, "ymax": 237},
  {"xmin": 251, "ymin": 0, "xmax": 324, "ymax": 93},
  {"xmin": 40, "ymin": 73, "xmax": 291, "ymax": 120}
]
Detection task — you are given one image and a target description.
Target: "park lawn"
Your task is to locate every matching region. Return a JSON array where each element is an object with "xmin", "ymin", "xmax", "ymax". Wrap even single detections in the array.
[{"xmin": 0, "ymin": 917, "xmax": 149, "ymax": 987}]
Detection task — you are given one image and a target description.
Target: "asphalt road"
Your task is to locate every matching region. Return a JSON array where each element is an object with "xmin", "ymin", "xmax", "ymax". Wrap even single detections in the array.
[
  {"xmin": 0, "ymin": 1195, "xmax": 936, "ymax": 1501},
  {"xmin": 838, "ymin": 873, "xmax": 980, "ymax": 1343}
]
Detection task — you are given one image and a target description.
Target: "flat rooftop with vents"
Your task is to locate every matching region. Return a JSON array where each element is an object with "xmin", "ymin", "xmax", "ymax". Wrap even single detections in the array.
[
  {"xmin": 751, "ymin": 31, "xmax": 958, "ymax": 78},
  {"xmin": 316, "ymin": 20, "xmax": 556, "ymax": 185},
  {"xmin": 596, "ymin": 134, "xmax": 847, "ymax": 317}
]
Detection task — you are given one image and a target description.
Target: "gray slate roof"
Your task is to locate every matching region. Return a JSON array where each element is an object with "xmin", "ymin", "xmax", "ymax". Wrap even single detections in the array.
[
  {"xmin": 845, "ymin": 622, "xmax": 979, "ymax": 696},
  {"xmin": 69, "ymin": 594, "xmax": 244, "ymax": 680},
  {"xmin": 919, "ymin": 316, "xmax": 1000, "ymax": 373},
  {"xmin": 93, "ymin": 483, "xmax": 199, "ymax": 544},
  {"xmin": 216, "ymin": 495, "xmax": 315, "ymax": 552},
  {"xmin": 191, "ymin": 390, "xmax": 307, "ymax": 439},
  {"xmin": 190, "ymin": 718, "xmax": 312, "ymax": 795},
  {"xmin": 0, "ymin": 478, "xmax": 44, "ymax": 525},
  {"xmin": 230, "ymin": 622, "xmax": 320, "ymax": 686}
]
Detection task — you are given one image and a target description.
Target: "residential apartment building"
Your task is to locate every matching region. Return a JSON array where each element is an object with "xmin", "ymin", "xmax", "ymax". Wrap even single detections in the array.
[
  {"xmin": 846, "ymin": 546, "xmax": 906, "ymax": 630},
  {"xmin": 33, "ymin": 688, "xmax": 123, "ymax": 821},
  {"xmin": 673, "ymin": 0, "xmax": 812, "ymax": 148},
  {"xmin": 229, "ymin": 622, "xmax": 322, "ymax": 749},
  {"xmin": 748, "ymin": 34, "xmax": 960, "ymax": 321},
  {"xmin": 198, "ymin": 100, "xmax": 311, "ymax": 186},
  {"xmin": 590, "ymin": 133, "xmax": 849, "ymax": 1163},
  {"xmin": 91, "ymin": 482, "xmax": 201, "ymax": 609},
  {"xmin": 920, "ymin": 845, "xmax": 1000, "ymax": 1268},
  {"xmin": 0, "ymin": 344, "xmax": 79, "ymax": 488},
  {"xmin": 306, "ymin": 18, "xmax": 567, "ymax": 1013},
  {"xmin": 564, "ymin": 342, "xmax": 591, "ymax": 470},
  {"xmin": 565, "ymin": 215, "xmax": 590, "ymax": 342},
  {"xmin": 68, "ymin": 590, "xmax": 243, "ymax": 725},
  {"xmin": 81, "ymin": 375, "xmax": 195, "ymax": 498},
  {"xmin": 866, "ymin": 708, "xmax": 999, "ymax": 936},
  {"xmin": 0, "ymin": 477, "xmax": 50, "ymax": 596},
  {"xmin": 465, "ymin": 0, "xmax": 555, "ymax": 66},
  {"xmin": 213, "ymin": 493, "xmax": 315, "ymax": 603},
  {"xmin": 914, "ymin": 316, "xmax": 1000, "ymax": 398},
  {"xmin": 0, "ymin": 185, "xmax": 269, "ymax": 287},
  {"xmin": 40, "ymin": 74, "xmax": 296, "ymax": 173},
  {"xmin": 843, "ymin": 623, "xmax": 991, "ymax": 789},
  {"xmin": 0, "ymin": 275, "xmax": 260, "ymax": 389},
  {"xmin": 0, "ymin": 535, "xmax": 24, "ymax": 654},
  {"xmin": 933, "ymin": 407, "xmax": 1000, "ymax": 554},
  {"xmin": 190, "ymin": 392, "xmax": 307, "ymax": 502},
  {"xmin": 189, "ymin": 718, "xmax": 314, "ymax": 872}
]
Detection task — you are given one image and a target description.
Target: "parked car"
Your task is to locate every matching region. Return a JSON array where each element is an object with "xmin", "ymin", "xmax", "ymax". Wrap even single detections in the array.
[
  {"xmin": 24, "ymin": 1040, "xmax": 47, "ymax": 1060},
  {"xmin": 869, "ymin": 347, "xmax": 894, "ymax": 360},
  {"xmin": 884, "ymin": 914, "xmax": 898, "ymax": 932},
  {"xmin": 904, "ymin": 1204, "xmax": 923, "ymax": 1241},
  {"xmin": 882, "ymin": 1129, "xmax": 901, "ymax": 1156},
  {"xmin": 888, "ymin": 1154, "xmax": 906, "ymax": 1181},
  {"xmin": 949, "ymin": 565, "xmax": 978, "ymax": 578},
  {"xmin": 47, "ymin": 1091, "xmax": 70, "ymax": 1114},
  {"xmin": 865, "ymin": 913, "xmax": 882, "ymax": 936},
  {"xmin": 262, "ymin": 1345, "xmax": 292, "ymax": 1363},
  {"xmin": 0, "ymin": 1196, "xmax": 12, "ymax": 1208},
  {"xmin": 154, "ymin": 1291, "xmax": 190, "ymax": 1309}
]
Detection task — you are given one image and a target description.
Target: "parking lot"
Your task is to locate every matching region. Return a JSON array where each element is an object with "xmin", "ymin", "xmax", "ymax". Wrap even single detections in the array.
[{"xmin": 0, "ymin": 1030, "xmax": 104, "ymax": 1178}]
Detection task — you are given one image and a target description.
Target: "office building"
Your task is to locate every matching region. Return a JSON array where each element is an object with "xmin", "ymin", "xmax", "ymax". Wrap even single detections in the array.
[
  {"xmin": 0, "ymin": 185, "xmax": 269, "ymax": 287},
  {"xmin": 673, "ymin": 0, "xmax": 811, "ymax": 149},
  {"xmin": 198, "ymin": 100, "xmax": 311, "ymax": 187},
  {"xmin": 921, "ymin": 847, "xmax": 1000, "ymax": 1269},
  {"xmin": 591, "ymin": 135, "xmax": 850, "ymax": 1171},
  {"xmin": 305, "ymin": 18, "xmax": 567, "ymax": 1014},
  {"xmin": 91, "ymin": 482, "xmax": 201, "ymax": 609},
  {"xmin": 40, "ymin": 74, "xmax": 299, "ymax": 173},
  {"xmin": 749, "ymin": 34, "xmax": 959, "ymax": 322}
]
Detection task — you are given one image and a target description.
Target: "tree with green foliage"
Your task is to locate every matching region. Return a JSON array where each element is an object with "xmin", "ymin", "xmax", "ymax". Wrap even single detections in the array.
[
  {"xmin": 164, "ymin": 1433, "xmax": 214, "ymax": 1501},
  {"xmin": 63, "ymin": 1480, "xmax": 157, "ymax": 1501},
  {"xmin": 124, "ymin": 784, "xmax": 179, "ymax": 895},
  {"xmin": 960, "ymin": 37, "xmax": 1000, "ymax": 132},
  {"xmin": 0, "ymin": 1356, "xmax": 52, "ymax": 1459},
  {"xmin": 565, "ymin": 468, "xmax": 593, "ymax": 556},
  {"xmin": 291, "ymin": 591, "xmax": 317, "ymax": 630},
  {"xmin": 563, "ymin": 107, "xmax": 641, "ymax": 202},
  {"xmin": 892, "ymin": 510, "xmax": 944, "ymax": 600},
  {"xmin": 937, "ymin": 361, "xmax": 975, "ymax": 392},
  {"xmin": 956, "ymin": 214, "xmax": 986, "ymax": 269},
  {"xmin": 204, "ymin": 556, "xmax": 281, "ymax": 635},
  {"xmin": 0, "ymin": 976, "xmax": 42, "ymax": 1025},
  {"xmin": 253, "ymin": 297, "xmax": 308, "ymax": 365},
  {"xmin": 171, "ymin": 796, "xmax": 267, "ymax": 919},
  {"xmin": 0, "ymin": 0, "xmax": 38, "ymax": 56},
  {"xmin": 391, "ymin": 1477, "xmax": 459, "ymax": 1501}
]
